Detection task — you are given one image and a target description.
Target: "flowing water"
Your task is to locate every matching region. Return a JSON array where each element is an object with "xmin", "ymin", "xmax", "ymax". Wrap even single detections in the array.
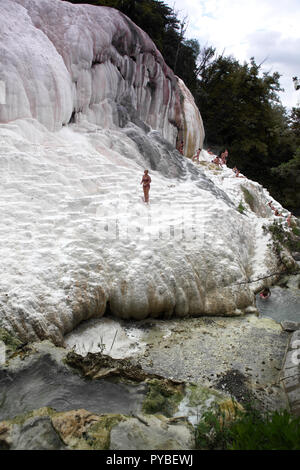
[
  {"xmin": 0, "ymin": 353, "xmax": 147, "ymax": 421},
  {"xmin": 256, "ymin": 277, "xmax": 300, "ymax": 323}
]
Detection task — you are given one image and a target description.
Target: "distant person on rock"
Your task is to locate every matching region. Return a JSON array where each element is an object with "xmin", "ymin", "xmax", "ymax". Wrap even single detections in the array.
[
  {"xmin": 192, "ymin": 148, "xmax": 201, "ymax": 163},
  {"xmin": 178, "ymin": 140, "xmax": 184, "ymax": 155},
  {"xmin": 219, "ymin": 151, "xmax": 225, "ymax": 165},
  {"xmin": 268, "ymin": 201, "xmax": 275, "ymax": 210},
  {"xmin": 259, "ymin": 287, "xmax": 271, "ymax": 300},
  {"xmin": 233, "ymin": 166, "xmax": 245, "ymax": 178},
  {"xmin": 274, "ymin": 209, "xmax": 283, "ymax": 217},
  {"xmin": 140, "ymin": 169, "xmax": 151, "ymax": 204},
  {"xmin": 287, "ymin": 213, "xmax": 293, "ymax": 227}
]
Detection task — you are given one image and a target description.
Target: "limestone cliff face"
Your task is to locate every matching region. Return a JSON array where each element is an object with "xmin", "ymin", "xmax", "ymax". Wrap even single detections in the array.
[
  {"xmin": 0, "ymin": 0, "xmax": 204, "ymax": 155},
  {"xmin": 0, "ymin": 0, "xmax": 291, "ymax": 345}
]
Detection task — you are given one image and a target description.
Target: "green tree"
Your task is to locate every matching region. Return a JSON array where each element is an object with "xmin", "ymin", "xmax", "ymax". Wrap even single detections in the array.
[{"xmin": 196, "ymin": 54, "xmax": 295, "ymax": 183}]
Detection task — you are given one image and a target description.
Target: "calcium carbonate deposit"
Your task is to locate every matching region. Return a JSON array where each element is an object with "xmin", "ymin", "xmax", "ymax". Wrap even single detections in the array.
[{"xmin": 0, "ymin": 0, "xmax": 295, "ymax": 345}]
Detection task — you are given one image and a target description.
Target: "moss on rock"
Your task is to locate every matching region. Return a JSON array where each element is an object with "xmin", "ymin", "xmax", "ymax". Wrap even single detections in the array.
[
  {"xmin": 142, "ymin": 379, "xmax": 184, "ymax": 417},
  {"xmin": 8, "ymin": 407, "xmax": 56, "ymax": 426},
  {"xmin": 241, "ymin": 186, "xmax": 255, "ymax": 212},
  {"xmin": 187, "ymin": 383, "xmax": 224, "ymax": 408},
  {"xmin": 85, "ymin": 414, "xmax": 126, "ymax": 450},
  {"xmin": 0, "ymin": 327, "xmax": 23, "ymax": 355}
]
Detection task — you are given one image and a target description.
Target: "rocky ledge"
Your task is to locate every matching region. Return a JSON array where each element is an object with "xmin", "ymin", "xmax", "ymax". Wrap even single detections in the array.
[
  {"xmin": 281, "ymin": 328, "xmax": 300, "ymax": 416},
  {"xmin": 1, "ymin": 311, "xmax": 297, "ymax": 449},
  {"xmin": 0, "ymin": 337, "xmax": 241, "ymax": 450}
]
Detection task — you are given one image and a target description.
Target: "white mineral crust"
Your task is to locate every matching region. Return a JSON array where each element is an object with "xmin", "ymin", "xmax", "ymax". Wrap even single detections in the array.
[{"xmin": 0, "ymin": 0, "xmax": 290, "ymax": 344}]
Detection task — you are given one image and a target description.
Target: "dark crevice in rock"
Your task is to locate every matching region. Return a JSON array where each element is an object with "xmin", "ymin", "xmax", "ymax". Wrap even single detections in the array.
[{"xmin": 68, "ymin": 110, "xmax": 76, "ymax": 124}]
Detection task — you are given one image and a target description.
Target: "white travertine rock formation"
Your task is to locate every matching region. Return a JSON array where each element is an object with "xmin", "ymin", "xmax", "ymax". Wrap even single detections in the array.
[
  {"xmin": 0, "ymin": 0, "xmax": 293, "ymax": 345},
  {"xmin": 0, "ymin": 0, "xmax": 204, "ymax": 154}
]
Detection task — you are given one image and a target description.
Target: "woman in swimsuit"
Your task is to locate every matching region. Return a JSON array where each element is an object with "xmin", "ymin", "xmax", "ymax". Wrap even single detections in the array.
[{"xmin": 140, "ymin": 169, "xmax": 151, "ymax": 203}]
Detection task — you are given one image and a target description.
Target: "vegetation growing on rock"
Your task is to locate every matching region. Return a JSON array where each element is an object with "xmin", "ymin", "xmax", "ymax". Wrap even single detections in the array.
[
  {"xmin": 263, "ymin": 220, "xmax": 300, "ymax": 255},
  {"xmin": 195, "ymin": 402, "xmax": 300, "ymax": 450},
  {"xmin": 0, "ymin": 328, "xmax": 22, "ymax": 353},
  {"xmin": 142, "ymin": 379, "xmax": 184, "ymax": 417}
]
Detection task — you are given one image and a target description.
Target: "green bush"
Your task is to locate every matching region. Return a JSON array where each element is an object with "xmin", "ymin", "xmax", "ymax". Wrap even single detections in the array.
[
  {"xmin": 267, "ymin": 221, "xmax": 300, "ymax": 252},
  {"xmin": 241, "ymin": 186, "xmax": 255, "ymax": 212},
  {"xmin": 292, "ymin": 226, "xmax": 300, "ymax": 237},
  {"xmin": 195, "ymin": 403, "xmax": 300, "ymax": 450},
  {"xmin": 237, "ymin": 201, "xmax": 245, "ymax": 214}
]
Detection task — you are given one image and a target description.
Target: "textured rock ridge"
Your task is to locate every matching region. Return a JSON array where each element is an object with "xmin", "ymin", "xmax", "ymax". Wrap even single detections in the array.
[
  {"xmin": 0, "ymin": 0, "xmax": 204, "ymax": 154},
  {"xmin": 0, "ymin": 0, "xmax": 293, "ymax": 344}
]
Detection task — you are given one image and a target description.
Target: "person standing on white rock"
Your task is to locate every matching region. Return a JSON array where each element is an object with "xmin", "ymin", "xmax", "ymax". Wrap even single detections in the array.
[
  {"xmin": 141, "ymin": 170, "xmax": 151, "ymax": 203},
  {"xmin": 192, "ymin": 148, "xmax": 201, "ymax": 163}
]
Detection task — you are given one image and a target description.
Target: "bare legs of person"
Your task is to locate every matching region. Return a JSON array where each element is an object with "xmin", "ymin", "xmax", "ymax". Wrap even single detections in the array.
[{"xmin": 143, "ymin": 185, "xmax": 150, "ymax": 203}]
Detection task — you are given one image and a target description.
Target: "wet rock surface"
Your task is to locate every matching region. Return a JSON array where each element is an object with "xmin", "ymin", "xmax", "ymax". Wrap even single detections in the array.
[
  {"xmin": 9, "ymin": 416, "xmax": 66, "ymax": 450},
  {"xmin": 0, "ymin": 348, "xmax": 147, "ymax": 421},
  {"xmin": 0, "ymin": 312, "xmax": 295, "ymax": 449},
  {"xmin": 129, "ymin": 315, "xmax": 289, "ymax": 412},
  {"xmin": 281, "ymin": 321, "xmax": 300, "ymax": 332},
  {"xmin": 215, "ymin": 369, "xmax": 253, "ymax": 404},
  {"xmin": 110, "ymin": 414, "xmax": 194, "ymax": 450},
  {"xmin": 281, "ymin": 329, "xmax": 300, "ymax": 416},
  {"xmin": 0, "ymin": 341, "xmax": 198, "ymax": 450}
]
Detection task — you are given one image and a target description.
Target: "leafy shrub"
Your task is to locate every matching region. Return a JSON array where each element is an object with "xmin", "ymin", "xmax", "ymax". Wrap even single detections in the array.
[
  {"xmin": 195, "ymin": 402, "xmax": 300, "ymax": 450},
  {"xmin": 292, "ymin": 226, "xmax": 300, "ymax": 237},
  {"xmin": 237, "ymin": 201, "xmax": 245, "ymax": 214},
  {"xmin": 267, "ymin": 221, "xmax": 300, "ymax": 252},
  {"xmin": 241, "ymin": 186, "xmax": 255, "ymax": 212}
]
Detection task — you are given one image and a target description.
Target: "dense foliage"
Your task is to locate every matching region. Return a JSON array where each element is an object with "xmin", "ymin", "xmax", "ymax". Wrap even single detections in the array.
[
  {"xmin": 195, "ymin": 402, "xmax": 300, "ymax": 450},
  {"xmin": 64, "ymin": 0, "xmax": 300, "ymax": 211},
  {"xmin": 195, "ymin": 51, "xmax": 300, "ymax": 210}
]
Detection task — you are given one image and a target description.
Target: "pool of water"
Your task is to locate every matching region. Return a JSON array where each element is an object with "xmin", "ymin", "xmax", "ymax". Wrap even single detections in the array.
[
  {"xmin": 64, "ymin": 317, "xmax": 147, "ymax": 359},
  {"xmin": 256, "ymin": 285, "xmax": 300, "ymax": 323},
  {"xmin": 0, "ymin": 354, "xmax": 147, "ymax": 421}
]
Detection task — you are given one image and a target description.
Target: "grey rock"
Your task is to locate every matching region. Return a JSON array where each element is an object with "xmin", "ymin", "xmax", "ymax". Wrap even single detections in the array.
[
  {"xmin": 11, "ymin": 416, "xmax": 65, "ymax": 450},
  {"xmin": 281, "ymin": 329, "xmax": 300, "ymax": 416},
  {"xmin": 284, "ymin": 350, "xmax": 300, "ymax": 370},
  {"xmin": 281, "ymin": 321, "xmax": 300, "ymax": 332},
  {"xmin": 286, "ymin": 387, "xmax": 300, "ymax": 408},
  {"xmin": 282, "ymin": 373, "xmax": 300, "ymax": 391},
  {"xmin": 292, "ymin": 252, "xmax": 300, "ymax": 261},
  {"xmin": 110, "ymin": 414, "xmax": 194, "ymax": 450},
  {"xmin": 291, "ymin": 330, "xmax": 300, "ymax": 342}
]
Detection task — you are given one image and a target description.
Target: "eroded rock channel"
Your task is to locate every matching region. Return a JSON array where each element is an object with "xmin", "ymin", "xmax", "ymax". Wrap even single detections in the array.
[{"xmin": 0, "ymin": 312, "xmax": 291, "ymax": 450}]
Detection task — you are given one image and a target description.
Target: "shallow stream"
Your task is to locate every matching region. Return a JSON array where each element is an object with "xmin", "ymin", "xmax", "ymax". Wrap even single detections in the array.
[
  {"xmin": 0, "ymin": 354, "xmax": 146, "ymax": 421},
  {"xmin": 256, "ymin": 269, "xmax": 300, "ymax": 323}
]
